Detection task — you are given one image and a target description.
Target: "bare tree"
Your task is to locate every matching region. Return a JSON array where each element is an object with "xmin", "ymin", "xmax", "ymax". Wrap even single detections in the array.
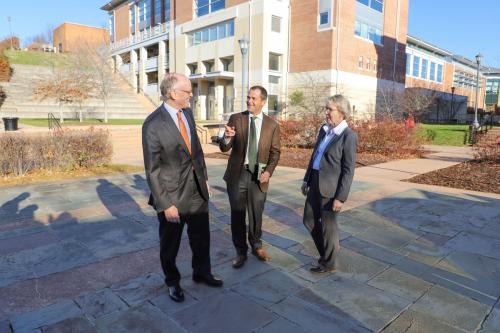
[{"xmin": 287, "ymin": 72, "xmax": 331, "ymax": 119}]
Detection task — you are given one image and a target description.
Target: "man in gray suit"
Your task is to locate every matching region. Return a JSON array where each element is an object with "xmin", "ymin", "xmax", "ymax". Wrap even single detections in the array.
[
  {"xmin": 142, "ymin": 73, "xmax": 222, "ymax": 303},
  {"xmin": 301, "ymin": 94, "xmax": 357, "ymax": 273}
]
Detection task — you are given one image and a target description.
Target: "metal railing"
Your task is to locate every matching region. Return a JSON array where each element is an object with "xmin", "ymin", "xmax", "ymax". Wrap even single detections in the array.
[
  {"xmin": 468, "ymin": 112, "xmax": 495, "ymax": 144},
  {"xmin": 110, "ymin": 22, "xmax": 170, "ymax": 52},
  {"xmin": 48, "ymin": 113, "xmax": 62, "ymax": 130}
]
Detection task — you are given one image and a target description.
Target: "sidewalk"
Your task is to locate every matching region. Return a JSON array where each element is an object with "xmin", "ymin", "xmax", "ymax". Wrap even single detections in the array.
[{"xmin": 0, "ymin": 149, "xmax": 499, "ymax": 332}]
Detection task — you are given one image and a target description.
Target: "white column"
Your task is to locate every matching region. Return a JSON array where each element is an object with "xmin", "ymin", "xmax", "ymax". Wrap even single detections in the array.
[
  {"xmin": 114, "ymin": 54, "xmax": 123, "ymax": 73},
  {"xmin": 130, "ymin": 49, "xmax": 138, "ymax": 90},
  {"xmin": 158, "ymin": 40, "xmax": 166, "ymax": 86},
  {"xmin": 215, "ymin": 79, "xmax": 225, "ymax": 121},
  {"xmin": 138, "ymin": 47, "xmax": 147, "ymax": 93}
]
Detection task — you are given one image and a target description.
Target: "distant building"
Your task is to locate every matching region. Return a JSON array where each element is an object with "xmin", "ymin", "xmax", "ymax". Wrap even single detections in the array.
[
  {"xmin": 53, "ymin": 22, "xmax": 109, "ymax": 53},
  {"xmin": 483, "ymin": 68, "xmax": 500, "ymax": 114}
]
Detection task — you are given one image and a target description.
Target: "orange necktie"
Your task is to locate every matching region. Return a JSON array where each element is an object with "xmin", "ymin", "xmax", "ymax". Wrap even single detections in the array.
[{"xmin": 177, "ymin": 110, "xmax": 191, "ymax": 155}]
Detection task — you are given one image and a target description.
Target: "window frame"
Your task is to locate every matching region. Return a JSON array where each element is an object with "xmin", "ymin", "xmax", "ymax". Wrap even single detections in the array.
[{"xmin": 196, "ymin": 0, "xmax": 225, "ymax": 17}]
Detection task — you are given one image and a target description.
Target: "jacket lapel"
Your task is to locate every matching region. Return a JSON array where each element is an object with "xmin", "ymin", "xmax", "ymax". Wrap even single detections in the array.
[
  {"xmin": 259, "ymin": 114, "xmax": 270, "ymax": 153},
  {"xmin": 160, "ymin": 104, "xmax": 191, "ymax": 156},
  {"xmin": 241, "ymin": 111, "xmax": 249, "ymax": 155}
]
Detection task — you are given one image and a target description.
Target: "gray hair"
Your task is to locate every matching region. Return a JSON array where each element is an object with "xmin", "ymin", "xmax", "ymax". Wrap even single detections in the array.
[
  {"xmin": 160, "ymin": 73, "xmax": 179, "ymax": 101},
  {"xmin": 327, "ymin": 94, "xmax": 351, "ymax": 119}
]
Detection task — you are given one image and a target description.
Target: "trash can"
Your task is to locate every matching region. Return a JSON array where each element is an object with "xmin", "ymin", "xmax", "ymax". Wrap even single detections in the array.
[{"xmin": 2, "ymin": 117, "xmax": 19, "ymax": 131}]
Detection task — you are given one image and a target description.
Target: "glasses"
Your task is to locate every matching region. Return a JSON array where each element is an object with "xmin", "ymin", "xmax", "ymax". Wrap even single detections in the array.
[
  {"xmin": 324, "ymin": 106, "xmax": 336, "ymax": 112},
  {"xmin": 175, "ymin": 88, "xmax": 193, "ymax": 95}
]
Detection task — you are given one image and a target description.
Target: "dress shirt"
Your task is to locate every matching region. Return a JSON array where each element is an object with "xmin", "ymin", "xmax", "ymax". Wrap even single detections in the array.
[
  {"xmin": 312, "ymin": 120, "xmax": 348, "ymax": 170},
  {"xmin": 163, "ymin": 102, "xmax": 191, "ymax": 145}
]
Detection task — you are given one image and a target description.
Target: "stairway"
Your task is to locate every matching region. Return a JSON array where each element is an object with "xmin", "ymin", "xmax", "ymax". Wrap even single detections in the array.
[{"xmin": 0, "ymin": 64, "xmax": 157, "ymax": 119}]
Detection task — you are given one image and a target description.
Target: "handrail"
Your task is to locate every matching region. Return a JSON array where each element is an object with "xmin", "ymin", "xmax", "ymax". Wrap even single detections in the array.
[{"xmin": 48, "ymin": 112, "xmax": 62, "ymax": 130}]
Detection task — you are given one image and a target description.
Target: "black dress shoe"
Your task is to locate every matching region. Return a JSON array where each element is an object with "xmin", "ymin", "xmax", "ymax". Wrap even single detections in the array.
[
  {"xmin": 168, "ymin": 285, "xmax": 185, "ymax": 302},
  {"xmin": 232, "ymin": 255, "xmax": 248, "ymax": 269},
  {"xmin": 310, "ymin": 265, "xmax": 336, "ymax": 274},
  {"xmin": 192, "ymin": 274, "xmax": 224, "ymax": 287}
]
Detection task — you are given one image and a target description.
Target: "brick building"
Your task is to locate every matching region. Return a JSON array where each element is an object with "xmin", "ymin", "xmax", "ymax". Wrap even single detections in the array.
[
  {"xmin": 53, "ymin": 22, "xmax": 110, "ymax": 53},
  {"xmin": 102, "ymin": 0, "xmax": 409, "ymax": 120}
]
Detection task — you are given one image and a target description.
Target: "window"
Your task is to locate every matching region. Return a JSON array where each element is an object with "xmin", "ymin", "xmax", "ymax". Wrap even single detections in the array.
[
  {"xmin": 319, "ymin": 0, "xmax": 332, "ymax": 27},
  {"xmin": 373, "ymin": 60, "xmax": 377, "ymax": 72},
  {"xmin": 358, "ymin": 56, "xmax": 363, "ymax": 69},
  {"xmin": 269, "ymin": 53, "xmax": 281, "ymax": 71},
  {"xmin": 366, "ymin": 58, "xmax": 370, "ymax": 70},
  {"xmin": 130, "ymin": 5, "xmax": 135, "ymax": 35},
  {"xmin": 269, "ymin": 75, "xmax": 280, "ymax": 84},
  {"xmin": 421, "ymin": 59, "xmax": 428, "ymax": 79},
  {"xmin": 430, "ymin": 62, "xmax": 435, "ymax": 81},
  {"xmin": 357, "ymin": 0, "xmax": 383, "ymax": 13},
  {"xmin": 268, "ymin": 95, "xmax": 279, "ymax": 113},
  {"xmin": 109, "ymin": 13, "xmax": 114, "ymax": 42},
  {"xmin": 221, "ymin": 58, "xmax": 233, "ymax": 71},
  {"xmin": 203, "ymin": 60, "xmax": 214, "ymax": 73},
  {"xmin": 138, "ymin": 0, "xmax": 149, "ymax": 31},
  {"xmin": 188, "ymin": 63, "xmax": 198, "ymax": 75},
  {"xmin": 355, "ymin": 20, "xmax": 382, "ymax": 44},
  {"xmin": 406, "ymin": 54, "xmax": 411, "ymax": 74},
  {"xmin": 412, "ymin": 56, "xmax": 420, "ymax": 77},
  {"xmin": 437, "ymin": 64, "xmax": 443, "ymax": 82},
  {"xmin": 154, "ymin": 0, "xmax": 161, "ymax": 25},
  {"xmin": 272, "ymin": 16, "xmax": 281, "ymax": 33},
  {"xmin": 165, "ymin": 0, "xmax": 171, "ymax": 22},
  {"xmin": 189, "ymin": 20, "xmax": 234, "ymax": 46},
  {"xmin": 196, "ymin": 0, "xmax": 225, "ymax": 17}
]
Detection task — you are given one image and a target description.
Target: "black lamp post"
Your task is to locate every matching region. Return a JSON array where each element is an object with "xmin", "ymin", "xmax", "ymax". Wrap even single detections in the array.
[{"xmin": 473, "ymin": 53, "xmax": 482, "ymax": 129}]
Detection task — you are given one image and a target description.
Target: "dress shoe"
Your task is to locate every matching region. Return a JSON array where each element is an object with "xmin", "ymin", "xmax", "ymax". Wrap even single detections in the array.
[
  {"xmin": 232, "ymin": 255, "xmax": 248, "ymax": 269},
  {"xmin": 310, "ymin": 265, "xmax": 336, "ymax": 274},
  {"xmin": 168, "ymin": 285, "xmax": 185, "ymax": 302},
  {"xmin": 252, "ymin": 248, "xmax": 269, "ymax": 261},
  {"xmin": 192, "ymin": 274, "xmax": 223, "ymax": 287}
]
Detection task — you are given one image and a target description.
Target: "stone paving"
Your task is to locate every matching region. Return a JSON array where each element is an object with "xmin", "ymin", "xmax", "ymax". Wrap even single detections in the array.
[{"xmin": 0, "ymin": 158, "xmax": 500, "ymax": 332}]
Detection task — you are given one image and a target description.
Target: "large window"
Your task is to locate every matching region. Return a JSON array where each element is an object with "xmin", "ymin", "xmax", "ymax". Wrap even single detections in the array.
[
  {"xmin": 412, "ymin": 56, "xmax": 420, "ymax": 77},
  {"xmin": 109, "ymin": 13, "xmax": 114, "ymax": 42},
  {"xmin": 355, "ymin": 20, "xmax": 382, "ymax": 44},
  {"xmin": 154, "ymin": 0, "xmax": 162, "ymax": 25},
  {"xmin": 421, "ymin": 59, "xmax": 428, "ymax": 79},
  {"xmin": 357, "ymin": 0, "xmax": 383, "ymax": 12},
  {"xmin": 319, "ymin": 0, "xmax": 332, "ymax": 28},
  {"xmin": 190, "ymin": 20, "xmax": 234, "ymax": 46},
  {"xmin": 437, "ymin": 64, "xmax": 443, "ymax": 82},
  {"xmin": 269, "ymin": 53, "xmax": 281, "ymax": 71},
  {"xmin": 430, "ymin": 62, "xmax": 435, "ymax": 81},
  {"xmin": 196, "ymin": 0, "xmax": 225, "ymax": 17},
  {"xmin": 130, "ymin": 5, "xmax": 135, "ymax": 35},
  {"xmin": 406, "ymin": 54, "xmax": 411, "ymax": 75},
  {"xmin": 165, "ymin": 0, "xmax": 171, "ymax": 21},
  {"xmin": 138, "ymin": 0, "xmax": 150, "ymax": 31}
]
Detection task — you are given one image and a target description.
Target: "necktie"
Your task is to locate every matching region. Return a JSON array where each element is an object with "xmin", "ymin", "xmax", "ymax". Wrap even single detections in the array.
[
  {"xmin": 248, "ymin": 116, "xmax": 257, "ymax": 169},
  {"xmin": 177, "ymin": 110, "xmax": 191, "ymax": 155}
]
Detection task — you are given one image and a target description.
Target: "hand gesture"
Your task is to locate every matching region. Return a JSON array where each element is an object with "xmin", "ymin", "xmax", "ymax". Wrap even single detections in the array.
[
  {"xmin": 224, "ymin": 124, "xmax": 236, "ymax": 138},
  {"xmin": 164, "ymin": 205, "xmax": 180, "ymax": 223}
]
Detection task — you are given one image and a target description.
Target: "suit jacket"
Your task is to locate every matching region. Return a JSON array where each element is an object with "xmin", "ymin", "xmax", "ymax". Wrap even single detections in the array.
[
  {"xmin": 142, "ymin": 105, "xmax": 209, "ymax": 214},
  {"xmin": 303, "ymin": 126, "xmax": 357, "ymax": 202},
  {"xmin": 219, "ymin": 111, "xmax": 281, "ymax": 192}
]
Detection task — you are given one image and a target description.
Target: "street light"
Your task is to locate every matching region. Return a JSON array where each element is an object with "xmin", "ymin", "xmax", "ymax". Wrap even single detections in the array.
[
  {"xmin": 238, "ymin": 36, "xmax": 250, "ymax": 112},
  {"xmin": 473, "ymin": 53, "xmax": 482, "ymax": 129}
]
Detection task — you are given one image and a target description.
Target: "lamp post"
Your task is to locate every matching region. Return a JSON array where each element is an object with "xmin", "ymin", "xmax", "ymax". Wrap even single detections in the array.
[
  {"xmin": 7, "ymin": 16, "xmax": 13, "ymax": 49},
  {"xmin": 473, "ymin": 53, "xmax": 482, "ymax": 129},
  {"xmin": 451, "ymin": 86, "xmax": 455, "ymax": 121},
  {"xmin": 238, "ymin": 36, "xmax": 249, "ymax": 112}
]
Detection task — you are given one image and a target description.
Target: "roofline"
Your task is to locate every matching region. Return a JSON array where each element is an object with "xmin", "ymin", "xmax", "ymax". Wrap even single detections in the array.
[
  {"xmin": 406, "ymin": 35, "xmax": 453, "ymax": 57},
  {"xmin": 101, "ymin": 0, "xmax": 129, "ymax": 11},
  {"xmin": 55, "ymin": 22, "xmax": 109, "ymax": 31}
]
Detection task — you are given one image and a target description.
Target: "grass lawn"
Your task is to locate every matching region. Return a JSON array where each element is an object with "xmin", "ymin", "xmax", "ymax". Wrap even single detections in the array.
[
  {"xmin": 0, "ymin": 164, "xmax": 144, "ymax": 187},
  {"xmin": 418, "ymin": 123, "xmax": 470, "ymax": 146},
  {"xmin": 20, "ymin": 118, "xmax": 145, "ymax": 127},
  {"xmin": 4, "ymin": 49, "xmax": 71, "ymax": 67}
]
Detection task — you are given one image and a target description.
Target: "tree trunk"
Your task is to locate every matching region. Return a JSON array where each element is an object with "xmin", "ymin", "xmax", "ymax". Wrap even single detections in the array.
[
  {"xmin": 59, "ymin": 103, "xmax": 64, "ymax": 123},
  {"xmin": 104, "ymin": 99, "xmax": 108, "ymax": 123}
]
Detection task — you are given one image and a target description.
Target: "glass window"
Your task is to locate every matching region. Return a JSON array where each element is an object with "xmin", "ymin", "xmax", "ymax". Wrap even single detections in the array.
[
  {"xmin": 319, "ymin": 0, "xmax": 331, "ymax": 27},
  {"xmin": 109, "ymin": 14, "xmax": 114, "ymax": 42},
  {"xmin": 196, "ymin": 0, "xmax": 225, "ymax": 17},
  {"xmin": 421, "ymin": 59, "xmax": 428, "ymax": 79},
  {"xmin": 357, "ymin": 0, "xmax": 369, "ymax": 5},
  {"xmin": 189, "ymin": 20, "xmax": 234, "ymax": 46},
  {"xmin": 406, "ymin": 54, "xmax": 411, "ymax": 74},
  {"xmin": 430, "ymin": 62, "xmax": 435, "ymax": 81},
  {"xmin": 194, "ymin": 31, "xmax": 202, "ymax": 45},
  {"xmin": 269, "ymin": 53, "xmax": 280, "ymax": 71},
  {"xmin": 319, "ymin": 12, "xmax": 329, "ymax": 25},
  {"xmin": 130, "ymin": 5, "xmax": 135, "ymax": 35},
  {"xmin": 154, "ymin": 0, "xmax": 161, "ymax": 25},
  {"xmin": 272, "ymin": 16, "xmax": 281, "ymax": 33},
  {"xmin": 211, "ymin": 0, "xmax": 225, "ymax": 12},
  {"xmin": 202, "ymin": 29, "xmax": 209, "ymax": 42},
  {"xmin": 165, "ymin": 0, "xmax": 171, "ymax": 22},
  {"xmin": 357, "ymin": 0, "xmax": 383, "ymax": 12},
  {"xmin": 437, "ymin": 64, "xmax": 443, "ymax": 82},
  {"xmin": 217, "ymin": 24, "xmax": 226, "ymax": 39},
  {"xmin": 413, "ymin": 56, "xmax": 420, "ymax": 77},
  {"xmin": 268, "ymin": 95, "xmax": 279, "ymax": 112},
  {"xmin": 355, "ymin": 20, "xmax": 361, "ymax": 36},
  {"xmin": 366, "ymin": 58, "xmax": 370, "ymax": 70},
  {"xmin": 269, "ymin": 75, "xmax": 280, "ymax": 84},
  {"xmin": 209, "ymin": 26, "xmax": 217, "ymax": 41},
  {"xmin": 227, "ymin": 21, "xmax": 234, "ymax": 36}
]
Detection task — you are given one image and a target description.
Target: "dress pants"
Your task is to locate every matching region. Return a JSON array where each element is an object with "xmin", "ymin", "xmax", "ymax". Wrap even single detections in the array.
[
  {"xmin": 303, "ymin": 170, "xmax": 340, "ymax": 269},
  {"xmin": 157, "ymin": 170, "xmax": 211, "ymax": 287},
  {"xmin": 227, "ymin": 168, "xmax": 267, "ymax": 255}
]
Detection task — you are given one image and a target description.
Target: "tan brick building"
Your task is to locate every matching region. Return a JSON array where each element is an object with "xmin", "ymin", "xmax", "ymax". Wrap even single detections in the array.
[
  {"xmin": 53, "ymin": 22, "xmax": 109, "ymax": 53},
  {"xmin": 102, "ymin": 0, "xmax": 410, "ymax": 120}
]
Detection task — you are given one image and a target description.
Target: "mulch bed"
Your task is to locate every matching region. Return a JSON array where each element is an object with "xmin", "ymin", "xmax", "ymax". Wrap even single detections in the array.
[
  {"xmin": 206, "ymin": 147, "xmax": 398, "ymax": 169},
  {"xmin": 405, "ymin": 160, "xmax": 500, "ymax": 194}
]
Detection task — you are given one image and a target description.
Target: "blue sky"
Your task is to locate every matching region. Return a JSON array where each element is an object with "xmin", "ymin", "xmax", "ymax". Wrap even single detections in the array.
[{"xmin": 1, "ymin": 0, "xmax": 499, "ymax": 68}]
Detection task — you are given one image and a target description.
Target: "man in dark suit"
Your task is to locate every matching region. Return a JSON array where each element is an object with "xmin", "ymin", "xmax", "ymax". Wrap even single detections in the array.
[
  {"xmin": 301, "ymin": 94, "xmax": 357, "ymax": 273},
  {"xmin": 142, "ymin": 73, "xmax": 222, "ymax": 303},
  {"xmin": 220, "ymin": 86, "xmax": 281, "ymax": 268}
]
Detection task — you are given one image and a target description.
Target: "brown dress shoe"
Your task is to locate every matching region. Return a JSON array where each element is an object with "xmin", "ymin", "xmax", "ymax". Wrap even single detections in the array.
[
  {"xmin": 232, "ymin": 255, "xmax": 247, "ymax": 269},
  {"xmin": 252, "ymin": 248, "xmax": 269, "ymax": 261}
]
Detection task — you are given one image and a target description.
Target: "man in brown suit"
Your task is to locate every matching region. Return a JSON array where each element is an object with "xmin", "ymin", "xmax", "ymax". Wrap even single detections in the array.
[{"xmin": 220, "ymin": 86, "xmax": 281, "ymax": 268}]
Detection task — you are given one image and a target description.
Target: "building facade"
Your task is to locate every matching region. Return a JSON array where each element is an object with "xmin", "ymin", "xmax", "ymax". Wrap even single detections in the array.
[
  {"xmin": 484, "ymin": 69, "xmax": 500, "ymax": 114},
  {"xmin": 102, "ymin": 0, "xmax": 410, "ymax": 121},
  {"xmin": 53, "ymin": 22, "xmax": 110, "ymax": 53}
]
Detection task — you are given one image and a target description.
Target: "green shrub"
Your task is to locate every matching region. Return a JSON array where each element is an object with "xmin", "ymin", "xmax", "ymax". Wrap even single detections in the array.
[{"xmin": 0, "ymin": 127, "xmax": 112, "ymax": 176}]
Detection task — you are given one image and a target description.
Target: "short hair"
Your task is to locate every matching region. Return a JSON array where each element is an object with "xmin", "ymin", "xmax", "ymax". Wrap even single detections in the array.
[
  {"xmin": 160, "ymin": 73, "xmax": 179, "ymax": 100},
  {"xmin": 327, "ymin": 94, "xmax": 351, "ymax": 119},
  {"xmin": 249, "ymin": 85, "xmax": 268, "ymax": 101}
]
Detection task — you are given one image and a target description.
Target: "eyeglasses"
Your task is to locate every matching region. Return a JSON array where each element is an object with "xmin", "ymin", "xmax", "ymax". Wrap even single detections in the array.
[
  {"xmin": 324, "ymin": 106, "xmax": 336, "ymax": 112},
  {"xmin": 175, "ymin": 88, "xmax": 193, "ymax": 95}
]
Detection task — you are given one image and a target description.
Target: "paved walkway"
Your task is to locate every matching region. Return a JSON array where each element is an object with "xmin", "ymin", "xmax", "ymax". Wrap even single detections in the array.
[{"xmin": 1, "ymin": 148, "xmax": 500, "ymax": 332}]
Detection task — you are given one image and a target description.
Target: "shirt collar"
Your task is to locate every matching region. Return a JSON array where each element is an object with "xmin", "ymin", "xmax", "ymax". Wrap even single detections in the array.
[
  {"xmin": 163, "ymin": 102, "xmax": 179, "ymax": 114},
  {"xmin": 322, "ymin": 120, "xmax": 348, "ymax": 136},
  {"xmin": 249, "ymin": 111, "xmax": 264, "ymax": 120}
]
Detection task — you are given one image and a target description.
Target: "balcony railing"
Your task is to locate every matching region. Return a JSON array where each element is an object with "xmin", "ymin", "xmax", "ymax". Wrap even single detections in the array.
[
  {"xmin": 145, "ymin": 57, "xmax": 158, "ymax": 71},
  {"xmin": 111, "ymin": 22, "xmax": 170, "ymax": 52}
]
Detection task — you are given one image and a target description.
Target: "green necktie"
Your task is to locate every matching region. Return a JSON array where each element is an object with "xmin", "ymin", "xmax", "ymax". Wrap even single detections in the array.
[{"xmin": 248, "ymin": 116, "xmax": 257, "ymax": 170}]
